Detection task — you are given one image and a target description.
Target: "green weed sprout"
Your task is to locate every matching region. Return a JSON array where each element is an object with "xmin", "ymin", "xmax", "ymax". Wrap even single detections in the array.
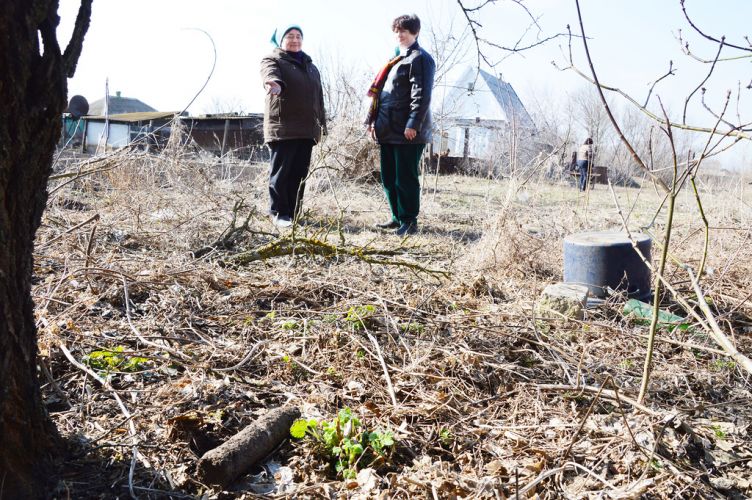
[
  {"xmin": 83, "ymin": 346, "xmax": 149, "ymax": 374},
  {"xmin": 345, "ymin": 305, "xmax": 376, "ymax": 330},
  {"xmin": 290, "ymin": 407, "xmax": 395, "ymax": 479},
  {"xmin": 281, "ymin": 319, "xmax": 300, "ymax": 330}
]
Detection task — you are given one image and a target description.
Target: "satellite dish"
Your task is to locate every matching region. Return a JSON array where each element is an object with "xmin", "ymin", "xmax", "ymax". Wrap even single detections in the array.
[{"xmin": 66, "ymin": 95, "xmax": 89, "ymax": 118}]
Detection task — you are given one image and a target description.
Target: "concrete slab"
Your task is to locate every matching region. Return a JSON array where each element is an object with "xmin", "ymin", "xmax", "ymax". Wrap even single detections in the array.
[{"xmin": 537, "ymin": 283, "xmax": 590, "ymax": 320}]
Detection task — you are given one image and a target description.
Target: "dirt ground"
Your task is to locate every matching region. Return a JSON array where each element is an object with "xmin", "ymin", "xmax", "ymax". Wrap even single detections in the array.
[{"xmin": 37, "ymin": 149, "xmax": 752, "ymax": 498}]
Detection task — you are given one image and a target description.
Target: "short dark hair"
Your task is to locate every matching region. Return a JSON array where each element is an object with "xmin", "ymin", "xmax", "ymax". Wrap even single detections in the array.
[
  {"xmin": 392, "ymin": 14, "xmax": 421, "ymax": 35},
  {"xmin": 584, "ymin": 138, "xmax": 593, "ymax": 145}
]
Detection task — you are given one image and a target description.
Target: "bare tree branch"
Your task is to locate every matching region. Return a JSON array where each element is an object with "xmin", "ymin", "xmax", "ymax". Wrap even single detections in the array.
[
  {"xmin": 455, "ymin": 0, "xmax": 572, "ymax": 68},
  {"xmin": 573, "ymin": 0, "xmax": 670, "ymax": 193},
  {"xmin": 680, "ymin": 0, "xmax": 752, "ymax": 53},
  {"xmin": 643, "ymin": 61, "xmax": 676, "ymax": 108},
  {"xmin": 62, "ymin": 0, "xmax": 93, "ymax": 77},
  {"xmin": 456, "ymin": 0, "xmax": 493, "ymax": 70},
  {"xmin": 676, "ymin": 29, "xmax": 751, "ymax": 63},
  {"xmin": 480, "ymin": 31, "xmax": 572, "ymax": 59},
  {"xmin": 463, "ymin": 0, "xmax": 497, "ymax": 12},
  {"xmin": 555, "ymin": 22, "xmax": 751, "ymax": 143},
  {"xmin": 682, "ymin": 37, "xmax": 724, "ymax": 124},
  {"xmin": 700, "ymin": 88, "xmax": 751, "ymax": 132}
]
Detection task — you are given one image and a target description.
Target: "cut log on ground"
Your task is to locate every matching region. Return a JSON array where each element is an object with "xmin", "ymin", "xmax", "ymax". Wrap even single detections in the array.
[{"xmin": 196, "ymin": 405, "xmax": 300, "ymax": 487}]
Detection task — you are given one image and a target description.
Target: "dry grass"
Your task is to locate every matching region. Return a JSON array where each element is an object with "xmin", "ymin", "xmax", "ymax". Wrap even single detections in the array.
[{"xmin": 37, "ymin": 146, "xmax": 752, "ymax": 498}]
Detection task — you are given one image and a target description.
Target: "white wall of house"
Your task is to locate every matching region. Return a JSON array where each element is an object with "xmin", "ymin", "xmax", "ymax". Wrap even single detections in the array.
[
  {"xmin": 433, "ymin": 123, "xmax": 506, "ymax": 158},
  {"xmin": 85, "ymin": 122, "xmax": 130, "ymax": 152}
]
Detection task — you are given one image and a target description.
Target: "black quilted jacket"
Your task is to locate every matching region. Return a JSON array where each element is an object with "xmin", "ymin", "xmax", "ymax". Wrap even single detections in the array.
[{"xmin": 374, "ymin": 41, "xmax": 435, "ymax": 145}]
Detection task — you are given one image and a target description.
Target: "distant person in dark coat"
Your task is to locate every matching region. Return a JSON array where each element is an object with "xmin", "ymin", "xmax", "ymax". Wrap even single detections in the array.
[
  {"xmin": 366, "ymin": 14, "xmax": 435, "ymax": 236},
  {"xmin": 260, "ymin": 24, "xmax": 326, "ymax": 228},
  {"xmin": 577, "ymin": 138, "xmax": 594, "ymax": 192}
]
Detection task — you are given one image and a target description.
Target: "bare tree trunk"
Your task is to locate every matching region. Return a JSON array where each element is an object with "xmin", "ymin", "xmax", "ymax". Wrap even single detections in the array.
[{"xmin": 0, "ymin": 1, "xmax": 92, "ymax": 497}]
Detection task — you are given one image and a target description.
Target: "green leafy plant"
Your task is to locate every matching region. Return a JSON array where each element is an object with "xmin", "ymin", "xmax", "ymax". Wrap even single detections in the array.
[
  {"xmin": 439, "ymin": 428, "xmax": 453, "ymax": 447},
  {"xmin": 290, "ymin": 407, "xmax": 395, "ymax": 479},
  {"xmin": 345, "ymin": 305, "xmax": 376, "ymax": 330},
  {"xmin": 710, "ymin": 359, "xmax": 736, "ymax": 372},
  {"xmin": 279, "ymin": 353, "xmax": 309, "ymax": 381},
  {"xmin": 400, "ymin": 322, "xmax": 425, "ymax": 334},
  {"xmin": 619, "ymin": 359, "xmax": 635, "ymax": 369},
  {"xmin": 323, "ymin": 313, "xmax": 339, "ymax": 323},
  {"xmin": 710, "ymin": 424, "xmax": 727, "ymax": 439},
  {"xmin": 281, "ymin": 319, "xmax": 299, "ymax": 330},
  {"xmin": 83, "ymin": 346, "xmax": 149, "ymax": 374}
]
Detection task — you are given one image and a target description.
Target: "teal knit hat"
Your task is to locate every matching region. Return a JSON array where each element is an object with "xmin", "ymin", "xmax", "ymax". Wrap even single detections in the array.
[{"xmin": 270, "ymin": 25, "xmax": 303, "ymax": 47}]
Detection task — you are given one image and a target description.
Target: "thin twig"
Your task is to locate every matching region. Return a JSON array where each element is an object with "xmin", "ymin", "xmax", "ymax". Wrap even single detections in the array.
[{"xmin": 59, "ymin": 343, "xmax": 140, "ymax": 499}]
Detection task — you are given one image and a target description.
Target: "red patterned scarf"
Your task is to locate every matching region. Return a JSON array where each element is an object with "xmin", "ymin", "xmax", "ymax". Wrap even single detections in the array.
[{"xmin": 365, "ymin": 54, "xmax": 404, "ymax": 125}]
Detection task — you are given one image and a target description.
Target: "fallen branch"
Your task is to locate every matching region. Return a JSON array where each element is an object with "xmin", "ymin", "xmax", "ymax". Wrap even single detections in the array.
[
  {"xmin": 190, "ymin": 201, "xmax": 257, "ymax": 258},
  {"xmin": 518, "ymin": 461, "xmax": 617, "ymax": 496},
  {"xmin": 122, "ymin": 276, "xmax": 193, "ymax": 363},
  {"xmin": 535, "ymin": 384, "xmax": 662, "ymax": 417},
  {"xmin": 226, "ymin": 236, "xmax": 450, "ymax": 278},
  {"xmin": 687, "ymin": 268, "xmax": 752, "ymax": 374},
  {"xmin": 40, "ymin": 213, "xmax": 100, "ymax": 248},
  {"xmin": 367, "ymin": 332, "xmax": 399, "ymax": 409}
]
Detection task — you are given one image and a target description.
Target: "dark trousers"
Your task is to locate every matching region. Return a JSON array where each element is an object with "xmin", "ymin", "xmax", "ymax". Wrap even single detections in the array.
[
  {"xmin": 577, "ymin": 160, "xmax": 590, "ymax": 191},
  {"xmin": 380, "ymin": 143, "xmax": 425, "ymax": 224},
  {"xmin": 268, "ymin": 139, "xmax": 314, "ymax": 218}
]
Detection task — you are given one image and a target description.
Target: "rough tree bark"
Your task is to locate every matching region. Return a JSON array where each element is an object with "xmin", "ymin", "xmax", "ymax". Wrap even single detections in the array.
[{"xmin": 0, "ymin": 1, "xmax": 92, "ymax": 497}]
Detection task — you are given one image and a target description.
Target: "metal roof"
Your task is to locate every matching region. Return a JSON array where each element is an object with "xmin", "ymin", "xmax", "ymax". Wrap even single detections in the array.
[
  {"xmin": 185, "ymin": 113, "xmax": 264, "ymax": 121},
  {"xmin": 84, "ymin": 111, "xmax": 180, "ymax": 123},
  {"xmin": 438, "ymin": 67, "xmax": 536, "ymax": 129},
  {"xmin": 88, "ymin": 95, "xmax": 157, "ymax": 115}
]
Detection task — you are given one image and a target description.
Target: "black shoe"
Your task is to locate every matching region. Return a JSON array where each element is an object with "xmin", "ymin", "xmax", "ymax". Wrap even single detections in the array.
[
  {"xmin": 375, "ymin": 219, "xmax": 400, "ymax": 230},
  {"xmin": 395, "ymin": 222, "xmax": 418, "ymax": 236}
]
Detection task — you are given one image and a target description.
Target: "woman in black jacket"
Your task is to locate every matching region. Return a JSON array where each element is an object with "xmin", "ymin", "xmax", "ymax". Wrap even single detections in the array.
[
  {"xmin": 366, "ymin": 14, "xmax": 435, "ymax": 236},
  {"xmin": 260, "ymin": 25, "xmax": 325, "ymax": 228}
]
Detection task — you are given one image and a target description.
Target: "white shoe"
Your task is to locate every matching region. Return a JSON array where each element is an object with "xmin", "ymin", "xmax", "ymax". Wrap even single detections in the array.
[{"xmin": 273, "ymin": 215, "xmax": 293, "ymax": 228}]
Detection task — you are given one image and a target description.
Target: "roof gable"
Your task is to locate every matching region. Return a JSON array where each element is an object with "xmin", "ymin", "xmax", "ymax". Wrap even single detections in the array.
[
  {"xmin": 88, "ymin": 95, "xmax": 157, "ymax": 115},
  {"xmin": 438, "ymin": 67, "xmax": 535, "ymax": 129}
]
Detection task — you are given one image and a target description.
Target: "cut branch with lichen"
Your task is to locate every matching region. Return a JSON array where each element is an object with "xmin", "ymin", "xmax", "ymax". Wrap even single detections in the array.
[{"xmin": 226, "ymin": 236, "xmax": 450, "ymax": 278}]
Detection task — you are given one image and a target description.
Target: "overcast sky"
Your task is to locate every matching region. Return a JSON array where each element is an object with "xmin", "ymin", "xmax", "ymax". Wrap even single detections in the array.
[{"xmin": 57, "ymin": 0, "xmax": 751, "ymax": 169}]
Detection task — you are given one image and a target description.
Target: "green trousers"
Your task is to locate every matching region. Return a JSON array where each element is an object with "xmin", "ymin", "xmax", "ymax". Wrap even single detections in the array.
[{"xmin": 380, "ymin": 143, "xmax": 425, "ymax": 224}]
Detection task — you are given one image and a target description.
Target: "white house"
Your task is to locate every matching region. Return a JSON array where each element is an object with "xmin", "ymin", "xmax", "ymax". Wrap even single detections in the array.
[
  {"xmin": 82, "ymin": 111, "xmax": 179, "ymax": 153},
  {"xmin": 432, "ymin": 67, "xmax": 536, "ymax": 159}
]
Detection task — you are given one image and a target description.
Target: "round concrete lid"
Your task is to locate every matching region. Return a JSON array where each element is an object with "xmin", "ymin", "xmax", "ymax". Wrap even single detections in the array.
[{"xmin": 564, "ymin": 231, "xmax": 651, "ymax": 246}]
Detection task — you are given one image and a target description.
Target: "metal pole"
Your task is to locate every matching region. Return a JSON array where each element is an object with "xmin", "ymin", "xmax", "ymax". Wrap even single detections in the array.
[
  {"xmin": 80, "ymin": 119, "xmax": 88, "ymax": 153},
  {"xmin": 221, "ymin": 118, "xmax": 230, "ymax": 158}
]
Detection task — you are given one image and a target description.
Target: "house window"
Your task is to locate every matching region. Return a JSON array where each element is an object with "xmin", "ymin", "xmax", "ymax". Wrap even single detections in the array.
[{"xmin": 440, "ymin": 131, "xmax": 449, "ymax": 152}]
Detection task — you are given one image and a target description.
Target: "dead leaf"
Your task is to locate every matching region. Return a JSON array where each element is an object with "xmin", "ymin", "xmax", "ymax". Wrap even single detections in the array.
[
  {"xmin": 357, "ymin": 468, "xmax": 378, "ymax": 492},
  {"xmin": 484, "ymin": 460, "xmax": 507, "ymax": 476}
]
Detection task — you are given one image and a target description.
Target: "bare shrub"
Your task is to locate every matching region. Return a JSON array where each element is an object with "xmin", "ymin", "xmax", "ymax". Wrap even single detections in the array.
[{"xmin": 314, "ymin": 55, "xmax": 379, "ymax": 184}]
